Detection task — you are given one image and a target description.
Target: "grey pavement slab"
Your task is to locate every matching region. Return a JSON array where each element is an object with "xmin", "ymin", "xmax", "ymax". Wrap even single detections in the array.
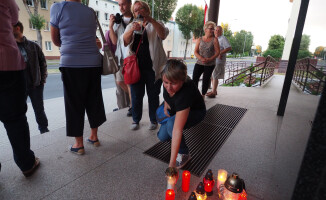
[{"xmin": 0, "ymin": 75, "xmax": 320, "ymax": 200}]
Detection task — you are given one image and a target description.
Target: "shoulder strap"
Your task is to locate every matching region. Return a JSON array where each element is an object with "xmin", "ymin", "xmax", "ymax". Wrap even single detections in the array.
[{"xmin": 91, "ymin": 8, "xmax": 106, "ymax": 44}]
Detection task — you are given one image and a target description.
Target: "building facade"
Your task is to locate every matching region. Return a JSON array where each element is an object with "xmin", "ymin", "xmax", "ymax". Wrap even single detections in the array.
[
  {"xmin": 16, "ymin": 0, "xmax": 195, "ymax": 60},
  {"xmin": 16, "ymin": 0, "xmax": 61, "ymax": 59}
]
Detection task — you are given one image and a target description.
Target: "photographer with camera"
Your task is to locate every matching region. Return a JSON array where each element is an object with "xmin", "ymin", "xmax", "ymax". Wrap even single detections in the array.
[{"xmin": 108, "ymin": 0, "xmax": 133, "ymax": 116}]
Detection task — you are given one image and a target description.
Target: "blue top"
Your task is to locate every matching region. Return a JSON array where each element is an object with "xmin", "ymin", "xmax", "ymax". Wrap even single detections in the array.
[{"xmin": 50, "ymin": 2, "xmax": 101, "ymax": 68}]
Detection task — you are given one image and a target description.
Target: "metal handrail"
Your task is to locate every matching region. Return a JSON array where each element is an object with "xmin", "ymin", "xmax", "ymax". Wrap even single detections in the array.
[
  {"xmin": 224, "ymin": 56, "xmax": 277, "ymax": 87},
  {"xmin": 293, "ymin": 57, "xmax": 326, "ymax": 95}
]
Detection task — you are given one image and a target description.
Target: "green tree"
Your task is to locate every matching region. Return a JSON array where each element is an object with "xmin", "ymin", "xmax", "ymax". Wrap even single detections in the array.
[
  {"xmin": 297, "ymin": 49, "xmax": 311, "ymax": 59},
  {"xmin": 143, "ymin": 0, "xmax": 177, "ymax": 23},
  {"xmin": 221, "ymin": 23, "xmax": 232, "ymax": 40},
  {"xmin": 191, "ymin": 6, "xmax": 205, "ymax": 39},
  {"xmin": 267, "ymin": 35, "xmax": 285, "ymax": 50},
  {"xmin": 176, "ymin": 4, "xmax": 204, "ymax": 59},
  {"xmin": 230, "ymin": 30, "xmax": 253, "ymax": 57},
  {"xmin": 263, "ymin": 49, "xmax": 283, "ymax": 58},
  {"xmin": 22, "ymin": 0, "xmax": 47, "ymax": 49},
  {"xmin": 299, "ymin": 34, "xmax": 310, "ymax": 50}
]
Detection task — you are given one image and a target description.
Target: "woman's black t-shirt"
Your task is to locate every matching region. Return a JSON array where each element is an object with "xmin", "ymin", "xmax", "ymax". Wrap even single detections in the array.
[{"xmin": 163, "ymin": 78, "xmax": 206, "ymax": 116}]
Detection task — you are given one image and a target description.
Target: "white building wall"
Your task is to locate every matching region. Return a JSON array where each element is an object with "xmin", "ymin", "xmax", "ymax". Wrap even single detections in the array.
[
  {"xmin": 171, "ymin": 23, "xmax": 193, "ymax": 58},
  {"xmin": 89, "ymin": 0, "xmax": 120, "ymax": 47},
  {"xmin": 282, "ymin": 0, "xmax": 301, "ymax": 60}
]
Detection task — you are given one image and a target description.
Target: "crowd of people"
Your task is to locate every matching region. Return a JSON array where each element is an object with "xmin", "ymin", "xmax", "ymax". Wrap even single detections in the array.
[{"xmin": 0, "ymin": 0, "xmax": 231, "ymax": 176}]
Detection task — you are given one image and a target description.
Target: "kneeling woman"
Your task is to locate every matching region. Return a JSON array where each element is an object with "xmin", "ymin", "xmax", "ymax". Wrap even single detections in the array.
[{"xmin": 158, "ymin": 59, "xmax": 206, "ymax": 168}]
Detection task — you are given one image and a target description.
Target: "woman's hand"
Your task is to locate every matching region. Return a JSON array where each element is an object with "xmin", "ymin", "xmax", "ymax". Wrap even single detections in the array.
[
  {"xmin": 132, "ymin": 22, "xmax": 142, "ymax": 32},
  {"xmin": 164, "ymin": 101, "xmax": 171, "ymax": 117}
]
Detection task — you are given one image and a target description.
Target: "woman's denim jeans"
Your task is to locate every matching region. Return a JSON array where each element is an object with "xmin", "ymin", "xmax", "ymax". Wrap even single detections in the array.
[{"xmin": 157, "ymin": 109, "xmax": 206, "ymax": 154}]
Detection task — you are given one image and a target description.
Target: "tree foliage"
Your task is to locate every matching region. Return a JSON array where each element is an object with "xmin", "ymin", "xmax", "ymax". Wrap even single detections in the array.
[
  {"xmin": 263, "ymin": 49, "xmax": 283, "ymax": 58},
  {"xmin": 176, "ymin": 4, "xmax": 204, "ymax": 59},
  {"xmin": 267, "ymin": 35, "xmax": 285, "ymax": 50},
  {"xmin": 22, "ymin": 0, "xmax": 46, "ymax": 49},
  {"xmin": 297, "ymin": 49, "xmax": 311, "ymax": 59},
  {"xmin": 299, "ymin": 34, "xmax": 310, "ymax": 50},
  {"xmin": 314, "ymin": 46, "xmax": 325, "ymax": 58},
  {"xmin": 30, "ymin": 14, "xmax": 46, "ymax": 30},
  {"xmin": 229, "ymin": 30, "xmax": 253, "ymax": 57},
  {"xmin": 221, "ymin": 23, "xmax": 232, "ymax": 40},
  {"xmin": 255, "ymin": 45, "xmax": 262, "ymax": 55},
  {"xmin": 143, "ymin": 0, "xmax": 177, "ymax": 23}
]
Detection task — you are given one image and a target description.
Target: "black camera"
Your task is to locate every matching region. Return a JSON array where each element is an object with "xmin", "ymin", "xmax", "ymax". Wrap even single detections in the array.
[{"xmin": 114, "ymin": 13, "xmax": 123, "ymax": 24}]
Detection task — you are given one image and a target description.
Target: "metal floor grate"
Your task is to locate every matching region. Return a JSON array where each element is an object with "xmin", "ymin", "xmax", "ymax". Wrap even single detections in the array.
[{"xmin": 144, "ymin": 104, "xmax": 247, "ymax": 176}]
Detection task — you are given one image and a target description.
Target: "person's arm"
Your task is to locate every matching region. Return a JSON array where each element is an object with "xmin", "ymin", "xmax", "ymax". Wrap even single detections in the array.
[
  {"xmin": 144, "ymin": 16, "xmax": 168, "ymax": 40},
  {"xmin": 206, "ymin": 38, "xmax": 220, "ymax": 62},
  {"xmin": 169, "ymin": 108, "xmax": 190, "ymax": 167},
  {"xmin": 218, "ymin": 47, "xmax": 232, "ymax": 59},
  {"xmin": 36, "ymin": 44, "xmax": 48, "ymax": 84},
  {"xmin": 194, "ymin": 39, "xmax": 205, "ymax": 62},
  {"xmin": 164, "ymin": 101, "xmax": 171, "ymax": 117},
  {"xmin": 109, "ymin": 14, "xmax": 118, "ymax": 45},
  {"xmin": 51, "ymin": 26, "xmax": 61, "ymax": 47},
  {"xmin": 123, "ymin": 23, "xmax": 140, "ymax": 46},
  {"xmin": 96, "ymin": 37, "xmax": 102, "ymax": 49}
]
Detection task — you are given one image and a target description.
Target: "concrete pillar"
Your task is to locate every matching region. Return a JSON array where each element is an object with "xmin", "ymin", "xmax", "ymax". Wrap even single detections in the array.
[{"xmin": 282, "ymin": 0, "xmax": 302, "ymax": 60}]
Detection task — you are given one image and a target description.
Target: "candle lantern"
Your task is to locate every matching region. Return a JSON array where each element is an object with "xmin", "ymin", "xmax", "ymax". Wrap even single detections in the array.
[
  {"xmin": 165, "ymin": 167, "xmax": 179, "ymax": 191},
  {"xmin": 217, "ymin": 169, "xmax": 228, "ymax": 191},
  {"xmin": 182, "ymin": 170, "xmax": 191, "ymax": 192},
  {"xmin": 188, "ymin": 192, "xmax": 197, "ymax": 200},
  {"xmin": 194, "ymin": 182, "xmax": 207, "ymax": 200},
  {"xmin": 165, "ymin": 189, "xmax": 175, "ymax": 200},
  {"xmin": 203, "ymin": 169, "xmax": 214, "ymax": 196},
  {"xmin": 220, "ymin": 172, "xmax": 245, "ymax": 200},
  {"xmin": 238, "ymin": 189, "xmax": 247, "ymax": 200}
]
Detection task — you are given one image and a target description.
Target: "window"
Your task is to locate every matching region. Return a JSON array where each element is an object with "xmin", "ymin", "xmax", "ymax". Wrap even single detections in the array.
[
  {"xmin": 113, "ymin": 6, "xmax": 115, "ymax": 9},
  {"xmin": 44, "ymin": 22, "xmax": 50, "ymax": 31},
  {"xmin": 105, "ymin": 3, "xmax": 107, "ymax": 8},
  {"xmin": 96, "ymin": 1, "xmax": 98, "ymax": 5},
  {"xmin": 45, "ymin": 41, "xmax": 52, "ymax": 51},
  {"xmin": 105, "ymin": 13, "xmax": 109, "ymax": 21},
  {"xmin": 29, "ymin": 20, "xmax": 36, "ymax": 30},
  {"xmin": 40, "ymin": 0, "xmax": 47, "ymax": 9},
  {"xmin": 95, "ymin": 11, "xmax": 99, "ymax": 19},
  {"xmin": 26, "ymin": 0, "xmax": 34, "ymax": 6}
]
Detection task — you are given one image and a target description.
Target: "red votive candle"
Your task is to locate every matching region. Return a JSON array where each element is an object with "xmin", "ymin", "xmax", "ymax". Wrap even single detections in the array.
[
  {"xmin": 165, "ymin": 189, "xmax": 175, "ymax": 200},
  {"xmin": 182, "ymin": 170, "xmax": 191, "ymax": 192},
  {"xmin": 203, "ymin": 177, "xmax": 214, "ymax": 196}
]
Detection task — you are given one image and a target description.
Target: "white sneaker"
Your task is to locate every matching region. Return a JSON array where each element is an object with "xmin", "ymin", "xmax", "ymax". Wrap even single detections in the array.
[
  {"xmin": 130, "ymin": 123, "xmax": 139, "ymax": 130},
  {"xmin": 176, "ymin": 153, "xmax": 191, "ymax": 169},
  {"xmin": 148, "ymin": 123, "xmax": 158, "ymax": 130}
]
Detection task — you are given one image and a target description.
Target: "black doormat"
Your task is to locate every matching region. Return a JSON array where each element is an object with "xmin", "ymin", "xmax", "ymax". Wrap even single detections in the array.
[{"xmin": 143, "ymin": 104, "xmax": 247, "ymax": 177}]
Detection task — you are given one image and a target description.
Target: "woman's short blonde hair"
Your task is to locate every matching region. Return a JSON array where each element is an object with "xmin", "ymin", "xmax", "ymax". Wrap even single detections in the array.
[
  {"xmin": 203, "ymin": 21, "xmax": 216, "ymax": 31},
  {"xmin": 132, "ymin": 0, "xmax": 151, "ymax": 18},
  {"xmin": 161, "ymin": 59, "xmax": 188, "ymax": 82}
]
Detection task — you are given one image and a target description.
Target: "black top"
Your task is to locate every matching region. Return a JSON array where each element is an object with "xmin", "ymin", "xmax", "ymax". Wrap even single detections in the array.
[
  {"xmin": 132, "ymin": 30, "xmax": 153, "ymax": 71},
  {"xmin": 163, "ymin": 78, "xmax": 206, "ymax": 116}
]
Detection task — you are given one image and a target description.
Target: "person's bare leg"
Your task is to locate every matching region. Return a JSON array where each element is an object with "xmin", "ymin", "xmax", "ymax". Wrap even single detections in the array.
[
  {"xmin": 73, "ymin": 136, "xmax": 84, "ymax": 148},
  {"xmin": 128, "ymin": 85, "xmax": 132, "ymax": 108},
  {"xmin": 211, "ymin": 79, "xmax": 219, "ymax": 94},
  {"xmin": 89, "ymin": 128, "xmax": 98, "ymax": 141}
]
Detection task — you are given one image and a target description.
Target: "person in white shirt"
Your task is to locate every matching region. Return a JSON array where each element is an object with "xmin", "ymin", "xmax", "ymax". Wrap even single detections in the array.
[
  {"xmin": 108, "ymin": 0, "xmax": 133, "ymax": 116},
  {"xmin": 206, "ymin": 25, "xmax": 232, "ymax": 98}
]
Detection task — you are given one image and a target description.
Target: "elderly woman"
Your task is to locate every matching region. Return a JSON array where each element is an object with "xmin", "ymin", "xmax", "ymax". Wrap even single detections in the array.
[
  {"xmin": 50, "ymin": 0, "xmax": 106, "ymax": 155},
  {"xmin": 123, "ymin": 0, "xmax": 169, "ymax": 130},
  {"xmin": 193, "ymin": 21, "xmax": 220, "ymax": 98}
]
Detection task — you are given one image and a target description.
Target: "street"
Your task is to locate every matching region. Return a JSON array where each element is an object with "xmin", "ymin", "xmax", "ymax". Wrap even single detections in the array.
[
  {"xmin": 42, "ymin": 57, "xmax": 256, "ymax": 100},
  {"xmin": 42, "ymin": 60, "xmax": 196, "ymax": 100}
]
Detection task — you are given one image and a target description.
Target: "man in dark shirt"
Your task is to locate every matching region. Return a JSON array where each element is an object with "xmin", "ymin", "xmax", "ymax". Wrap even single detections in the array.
[{"xmin": 13, "ymin": 21, "xmax": 49, "ymax": 134}]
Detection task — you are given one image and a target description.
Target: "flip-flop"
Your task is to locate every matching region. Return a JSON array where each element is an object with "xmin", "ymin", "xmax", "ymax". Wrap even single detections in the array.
[
  {"xmin": 86, "ymin": 138, "xmax": 100, "ymax": 147},
  {"xmin": 69, "ymin": 145, "xmax": 85, "ymax": 155}
]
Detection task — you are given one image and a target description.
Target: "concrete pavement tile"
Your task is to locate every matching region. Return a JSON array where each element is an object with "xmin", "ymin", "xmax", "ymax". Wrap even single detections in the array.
[
  {"xmin": 0, "ymin": 133, "xmax": 132, "ymax": 200},
  {"xmin": 43, "ymin": 147, "xmax": 169, "ymax": 200}
]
